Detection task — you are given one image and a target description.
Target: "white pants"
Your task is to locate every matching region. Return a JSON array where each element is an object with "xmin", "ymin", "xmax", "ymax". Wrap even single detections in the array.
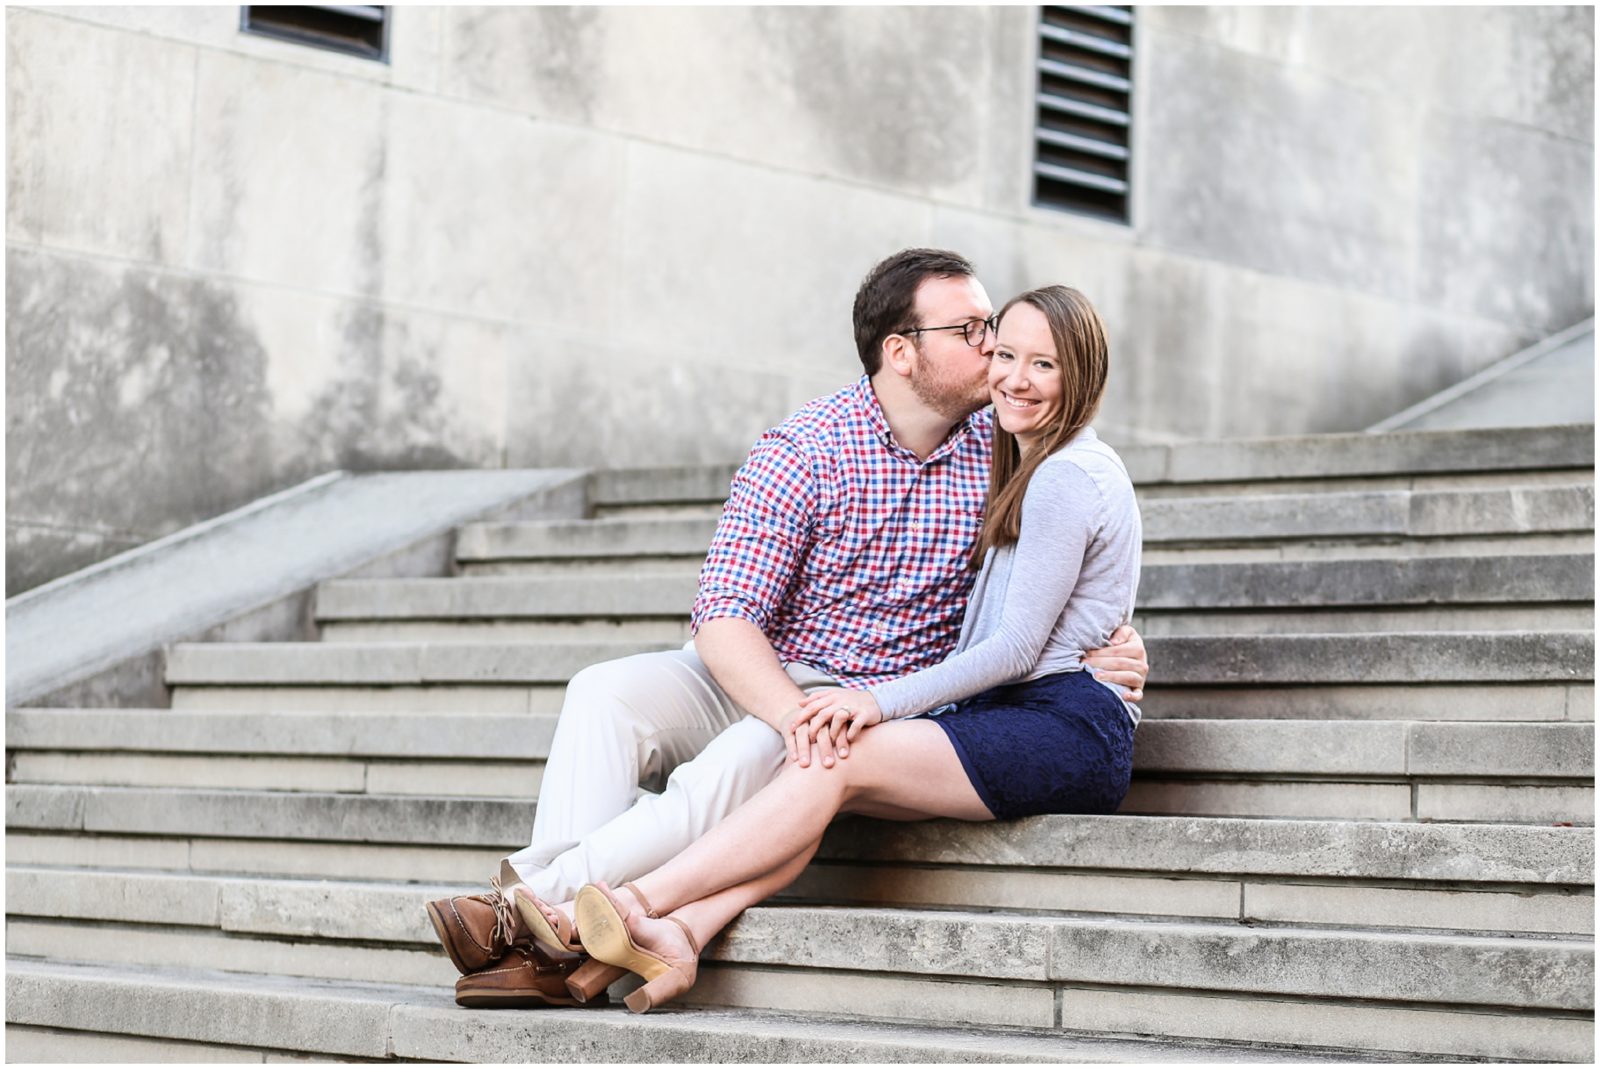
[{"xmin": 504, "ymin": 644, "xmax": 835, "ymax": 901}]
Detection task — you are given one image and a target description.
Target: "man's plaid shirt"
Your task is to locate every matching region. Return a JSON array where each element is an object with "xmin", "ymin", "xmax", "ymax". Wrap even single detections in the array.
[{"xmin": 690, "ymin": 376, "xmax": 993, "ymax": 686}]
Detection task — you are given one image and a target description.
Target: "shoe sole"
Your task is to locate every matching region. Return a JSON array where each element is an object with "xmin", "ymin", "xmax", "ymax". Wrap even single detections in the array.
[
  {"xmin": 426, "ymin": 900, "xmax": 475, "ymax": 976},
  {"xmin": 572, "ymin": 886, "xmax": 674, "ymax": 983},
  {"xmin": 508, "ymin": 885, "xmax": 583, "ymax": 956},
  {"xmin": 454, "ymin": 987, "xmax": 600, "ymax": 1009}
]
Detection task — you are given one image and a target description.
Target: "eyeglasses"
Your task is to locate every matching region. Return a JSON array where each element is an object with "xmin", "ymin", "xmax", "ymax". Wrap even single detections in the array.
[{"xmin": 900, "ymin": 314, "xmax": 1000, "ymax": 348}]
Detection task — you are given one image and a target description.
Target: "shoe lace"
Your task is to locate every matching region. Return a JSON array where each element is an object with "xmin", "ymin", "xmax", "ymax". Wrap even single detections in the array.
[{"xmin": 487, "ymin": 874, "xmax": 521, "ymax": 947}]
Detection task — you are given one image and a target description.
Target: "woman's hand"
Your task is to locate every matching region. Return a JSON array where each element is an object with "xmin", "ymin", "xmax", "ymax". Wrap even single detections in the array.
[
  {"xmin": 786, "ymin": 687, "xmax": 884, "ymax": 767},
  {"xmin": 1084, "ymin": 623, "xmax": 1149, "ymax": 702}
]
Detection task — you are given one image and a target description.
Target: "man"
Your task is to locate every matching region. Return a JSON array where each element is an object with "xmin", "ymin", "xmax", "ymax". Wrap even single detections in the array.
[{"xmin": 428, "ymin": 249, "xmax": 1150, "ymax": 1006}]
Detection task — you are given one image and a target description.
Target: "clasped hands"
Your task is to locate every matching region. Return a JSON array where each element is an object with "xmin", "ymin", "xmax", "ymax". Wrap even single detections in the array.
[
  {"xmin": 776, "ymin": 624, "xmax": 1149, "ymax": 770},
  {"xmin": 780, "ymin": 687, "xmax": 883, "ymax": 769}
]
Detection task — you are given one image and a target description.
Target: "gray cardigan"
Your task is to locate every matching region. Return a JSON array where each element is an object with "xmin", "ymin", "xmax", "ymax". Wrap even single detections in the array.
[{"xmin": 869, "ymin": 427, "xmax": 1142, "ymax": 725}]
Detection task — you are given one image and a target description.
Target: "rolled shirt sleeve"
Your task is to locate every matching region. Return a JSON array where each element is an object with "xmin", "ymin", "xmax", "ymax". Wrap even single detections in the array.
[{"xmin": 690, "ymin": 433, "xmax": 818, "ymax": 634}]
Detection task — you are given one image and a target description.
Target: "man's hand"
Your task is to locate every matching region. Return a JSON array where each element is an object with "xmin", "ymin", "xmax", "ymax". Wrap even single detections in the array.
[
  {"xmin": 784, "ymin": 687, "xmax": 883, "ymax": 768},
  {"xmin": 1084, "ymin": 623, "xmax": 1150, "ymax": 702}
]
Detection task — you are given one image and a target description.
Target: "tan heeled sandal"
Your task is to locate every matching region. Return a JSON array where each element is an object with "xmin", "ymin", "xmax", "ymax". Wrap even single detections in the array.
[
  {"xmin": 574, "ymin": 881, "xmax": 700, "ymax": 1014},
  {"xmin": 501, "ymin": 860, "xmax": 627, "ymax": 1002}
]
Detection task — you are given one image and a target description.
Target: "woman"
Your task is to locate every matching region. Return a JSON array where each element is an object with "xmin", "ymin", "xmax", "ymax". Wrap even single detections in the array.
[{"xmin": 516, "ymin": 285, "xmax": 1141, "ymax": 1012}]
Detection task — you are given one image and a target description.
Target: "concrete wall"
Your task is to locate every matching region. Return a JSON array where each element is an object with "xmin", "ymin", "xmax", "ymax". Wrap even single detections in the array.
[{"xmin": 7, "ymin": 5, "xmax": 1594, "ymax": 593}]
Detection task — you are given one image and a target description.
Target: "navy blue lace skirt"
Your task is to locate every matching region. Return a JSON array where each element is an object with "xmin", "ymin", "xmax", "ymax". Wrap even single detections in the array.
[{"xmin": 921, "ymin": 668, "xmax": 1135, "ymax": 820}]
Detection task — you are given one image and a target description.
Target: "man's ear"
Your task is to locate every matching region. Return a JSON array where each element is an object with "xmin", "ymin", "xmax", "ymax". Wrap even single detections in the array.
[{"xmin": 883, "ymin": 334, "xmax": 916, "ymax": 378}]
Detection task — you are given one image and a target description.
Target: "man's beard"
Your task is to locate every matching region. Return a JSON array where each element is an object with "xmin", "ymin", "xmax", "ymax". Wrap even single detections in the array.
[{"xmin": 908, "ymin": 346, "xmax": 990, "ymax": 422}]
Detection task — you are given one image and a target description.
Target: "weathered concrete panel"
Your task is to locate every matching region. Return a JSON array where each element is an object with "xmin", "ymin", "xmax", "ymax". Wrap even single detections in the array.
[
  {"xmin": 439, "ymin": 7, "xmax": 994, "ymax": 209},
  {"xmin": 29, "ymin": 5, "xmax": 445, "ymax": 93},
  {"xmin": 5, "ymin": 248, "xmax": 276, "ymax": 592},
  {"xmin": 611, "ymin": 139, "xmax": 933, "ymax": 378},
  {"xmin": 933, "ymin": 207, "xmax": 1538, "ymax": 441},
  {"xmin": 6, "ymin": 9, "xmax": 195, "ymax": 262},
  {"xmin": 375, "ymin": 95, "xmax": 625, "ymax": 326},
  {"xmin": 1144, "ymin": 5, "xmax": 1594, "ymax": 144},
  {"xmin": 1417, "ymin": 111, "xmax": 1594, "ymax": 330},
  {"xmin": 504, "ymin": 330, "xmax": 821, "ymax": 471},
  {"xmin": 1137, "ymin": 25, "xmax": 1417, "ymax": 302}
]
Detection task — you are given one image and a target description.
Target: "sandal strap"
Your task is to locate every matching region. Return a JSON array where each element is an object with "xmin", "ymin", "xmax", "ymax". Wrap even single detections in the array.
[
  {"xmin": 622, "ymin": 881, "xmax": 660, "ymax": 919},
  {"xmin": 666, "ymin": 914, "xmax": 701, "ymax": 957}
]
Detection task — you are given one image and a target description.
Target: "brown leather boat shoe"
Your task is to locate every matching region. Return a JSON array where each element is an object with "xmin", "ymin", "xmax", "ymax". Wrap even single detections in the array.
[
  {"xmin": 426, "ymin": 876, "xmax": 525, "ymax": 975},
  {"xmin": 454, "ymin": 942, "xmax": 608, "ymax": 1009}
]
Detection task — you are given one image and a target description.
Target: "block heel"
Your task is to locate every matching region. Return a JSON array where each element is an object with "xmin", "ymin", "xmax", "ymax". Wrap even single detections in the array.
[
  {"xmin": 573, "ymin": 883, "xmax": 700, "ymax": 1014},
  {"xmin": 565, "ymin": 957, "xmax": 628, "ymax": 1003},
  {"xmin": 624, "ymin": 969, "xmax": 695, "ymax": 1013}
]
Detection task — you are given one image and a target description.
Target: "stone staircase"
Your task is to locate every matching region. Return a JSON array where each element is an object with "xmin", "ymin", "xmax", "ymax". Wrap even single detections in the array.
[{"xmin": 6, "ymin": 424, "xmax": 1595, "ymax": 1062}]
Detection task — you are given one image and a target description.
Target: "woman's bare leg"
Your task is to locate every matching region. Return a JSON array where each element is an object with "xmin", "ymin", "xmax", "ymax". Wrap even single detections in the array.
[
  {"xmin": 626, "ymin": 719, "xmax": 989, "ymax": 918},
  {"xmin": 593, "ymin": 835, "xmax": 821, "ymax": 978}
]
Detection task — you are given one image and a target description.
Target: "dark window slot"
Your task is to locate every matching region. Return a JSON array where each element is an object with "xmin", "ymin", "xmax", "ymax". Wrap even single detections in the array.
[
  {"xmin": 240, "ymin": 5, "xmax": 390, "ymax": 62},
  {"xmin": 1032, "ymin": 5, "xmax": 1133, "ymax": 223}
]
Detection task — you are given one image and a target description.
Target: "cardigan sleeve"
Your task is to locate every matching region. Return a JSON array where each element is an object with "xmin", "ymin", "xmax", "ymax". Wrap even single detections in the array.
[{"xmin": 869, "ymin": 457, "xmax": 1104, "ymax": 719}]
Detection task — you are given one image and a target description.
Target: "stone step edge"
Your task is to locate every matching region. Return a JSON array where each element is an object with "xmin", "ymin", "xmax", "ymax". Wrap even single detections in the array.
[
  {"xmin": 160, "ymin": 632, "xmax": 1599, "ymax": 687},
  {"xmin": 4, "ymin": 956, "xmax": 1399, "ymax": 1064},
  {"xmin": 9, "ymin": 864, "xmax": 1591, "ymax": 958},
  {"xmin": 6, "ymin": 787, "xmax": 1592, "ymax": 886},
  {"xmin": 455, "ymin": 486, "xmax": 1599, "ymax": 559},
  {"xmin": 584, "ymin": 425, "xmax": 1596, "ymax": 505},
  {"xmin": 7, "ymin": 712, "xmax": 1592, "ymax": 780},
  {"xmin": 314, "ymin": 553, "xmax": 1598, "ymax": 618}
]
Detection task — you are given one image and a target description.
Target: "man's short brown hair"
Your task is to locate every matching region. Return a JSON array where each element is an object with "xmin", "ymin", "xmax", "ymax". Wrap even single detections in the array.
[{"xmin": 851, "ymin": 248, "xmax": 977, "ymax": 375}]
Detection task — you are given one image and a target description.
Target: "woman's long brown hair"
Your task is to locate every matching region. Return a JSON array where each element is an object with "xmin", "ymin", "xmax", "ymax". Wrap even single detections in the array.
[{"xmin": 969, "ymin": 285, "xmax": 1110, "ymax": 568}]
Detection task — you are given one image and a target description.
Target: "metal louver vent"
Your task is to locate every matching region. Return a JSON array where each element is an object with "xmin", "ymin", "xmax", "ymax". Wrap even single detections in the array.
[
  {"xmin": 241, "ymin": 6, "xmax": 390, "ymax": 62},
  {"xmin": 1033, "ymin": 5, "xmax": 1133, "ymax": 223}
]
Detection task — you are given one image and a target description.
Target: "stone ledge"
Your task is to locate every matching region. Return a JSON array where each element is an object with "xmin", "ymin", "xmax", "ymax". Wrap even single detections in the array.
[
  {"xmin": 5, "ymin": 709, "xmax": 557, "ymax": 759},
  {"xmin": 10, "ymin": 713, "xmax": 1589, "ymax": 784},
  {"xmin": 162, "ymin": 632, "xmax": 1595, "ymax": 686},
  {"xmin": 6, "ymin": 957, "xmax": 1379, "ymax": 1064},
  {"xmin": 454, "ymin": 482, "xmax": 1595, "ymax": 560},
  {"xmin": 312, "ymin": 555, "xmax": 1594, "ymax": 620},
  {"xmin": 9, "ymin": 790, "xmax": 1592, "ymax": 884},
  {"xmin": 3, "ymin": 785, "xmax": 533, "ymax": 846},
  {"xmin": 584, "ymin": 426, "xmax": 1596, "ymax": 504}
]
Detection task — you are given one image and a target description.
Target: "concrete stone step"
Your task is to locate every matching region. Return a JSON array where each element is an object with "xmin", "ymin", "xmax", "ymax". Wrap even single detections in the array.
[
  {"xmin": 11, "ymin": 710, "xmax": 1588, "ymax": 777},
  {"xmin": 456, "ymin": 485, "xmax": 1595, "ymax": 564},
  {"xmin": 163, "ymin": 633, "xmax": 1595, "ymax": 692},
  {"xmin": 583, "ymin": 425, "xmax": 1594, "ymax": 513},
  {"xmin": 4, "ymin": 957, "xmax": 1421, "ymax": 1063},
  {"xmin": 5, "ymin": 827, "xmax": 506, "ymax": 887},
  {"xmin": 1132, "ymin": 605, "xmax": 1596, "ymax": 637},
  {"xmin": 8, "ymin": 822, "xmax": 1590, "ymax": 938},
  {"xmin": 6, "ymin": 752, "xmax": 1581, "ymax": 822},
  {"xmin": 316, "ymin": 555, "xmax": 1593, "ymax": 628},
  {"xmin": 163, "ymin": 677, "xmax": 1592, "ymax": 722},
  {"xmin": 9, "ymin": 784, "xmax": 1587, "ymax": 886},
  {"xmin": 452, "ymin": 533, "xmax": 1599, "ymax": 577},
  {"xmin": 7, "ymin": 711, "xmax": 1589, "ymax": 821},
  {"xmin": 6, "ymin": 871, "xmax": 1590, "ymax": 1055},
  {"xmin": 315, "ymin": 607, "xmax": 1593, "ymax": 644}
]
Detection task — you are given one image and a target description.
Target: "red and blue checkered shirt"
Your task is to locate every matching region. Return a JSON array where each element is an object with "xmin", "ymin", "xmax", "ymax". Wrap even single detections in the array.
[{"xmin": 690, "ymin": 376, "xmax": 994, "ymax": 686}]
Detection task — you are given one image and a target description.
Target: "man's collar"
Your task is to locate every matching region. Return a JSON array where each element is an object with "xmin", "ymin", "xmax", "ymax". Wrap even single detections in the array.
[
  {"xmin": 854, "ymin": 375, "xmax": 982, "ymax": 460},
  {"xmin": 852, "ymin": 375, "xmax": 895, "ymax": 446}
]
